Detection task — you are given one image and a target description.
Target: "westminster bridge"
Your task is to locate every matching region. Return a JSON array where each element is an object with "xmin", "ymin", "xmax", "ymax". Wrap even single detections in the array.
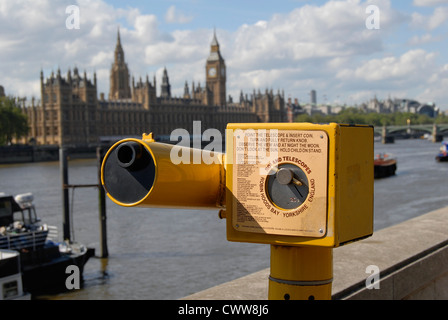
[{"xmin": 375, "ymin": 123, "xmax": 448, "ymax": 143}]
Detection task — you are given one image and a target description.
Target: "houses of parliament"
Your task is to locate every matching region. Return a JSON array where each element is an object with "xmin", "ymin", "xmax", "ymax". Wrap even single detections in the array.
[{"xmin": 21, "ymin": 30, "xmax": 286, "ymax": 147}]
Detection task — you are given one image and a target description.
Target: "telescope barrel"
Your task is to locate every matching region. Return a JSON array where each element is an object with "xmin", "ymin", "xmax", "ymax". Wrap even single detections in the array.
[{"xmin": 101, "ymin": 138, "xmax": 225, "ymax": 209}]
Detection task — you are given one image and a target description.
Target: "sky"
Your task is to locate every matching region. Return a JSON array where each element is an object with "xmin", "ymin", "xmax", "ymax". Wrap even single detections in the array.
[{"xmin": 1, "ymin": 0, "xmax": 448, "ymax": 110}]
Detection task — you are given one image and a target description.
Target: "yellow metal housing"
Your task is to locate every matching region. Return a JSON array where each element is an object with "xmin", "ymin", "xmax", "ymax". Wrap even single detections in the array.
[{"xmin": 225, "ymin": 122, "xmax": 374, "ymax": 248}]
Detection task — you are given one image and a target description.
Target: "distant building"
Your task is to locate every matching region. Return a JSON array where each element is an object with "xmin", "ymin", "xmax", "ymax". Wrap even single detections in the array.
[
  {"xmin": 19, "ymin": 29, "xmax": 286, "ymax": 147},
  {"xmin": 310, "ymin": 89, "xmax": 316, "ymax": 106},
  {"xmin": 285, "ymin": 98, "xmax": 305, "ymax": 122},
  {"xmin": 363, "ymin": 96, "xmax": 438, "ymax": 117}
]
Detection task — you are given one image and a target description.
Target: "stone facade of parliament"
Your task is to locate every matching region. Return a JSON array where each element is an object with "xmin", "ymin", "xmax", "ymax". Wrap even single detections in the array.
[{"xmin": 21, "ymin": 30, "xmax": 286, "ymax": 147}]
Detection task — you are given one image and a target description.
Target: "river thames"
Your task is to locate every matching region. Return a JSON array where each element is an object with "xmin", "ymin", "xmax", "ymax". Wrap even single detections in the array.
[{"xmin": 0, "ymin": 138, "xmax": 447, "ymax": 299}]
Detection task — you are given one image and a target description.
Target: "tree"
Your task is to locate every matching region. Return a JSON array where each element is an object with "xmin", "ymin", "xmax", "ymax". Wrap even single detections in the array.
[
  {"xmin": 0, "ymin": 96, "xmax": 29, "ymax": 145},
  {"xmin": 435, "ymin": 113, "xmax": 448, "ymax": 124}
]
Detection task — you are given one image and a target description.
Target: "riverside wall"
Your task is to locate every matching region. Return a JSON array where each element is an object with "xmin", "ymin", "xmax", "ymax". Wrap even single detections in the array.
[
  {"xmin": 183, "ymin": 206, "xmax": 448, "ymax": 300},
  {"xmin": 0, "ymin": 145, "xmax": 100, "ymax": 164}
]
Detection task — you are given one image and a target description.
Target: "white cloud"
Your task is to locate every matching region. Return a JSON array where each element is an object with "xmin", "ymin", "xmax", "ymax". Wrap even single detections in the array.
[
  {"xmin": 221, "ymin": 0, "xmax": 408, "ymax": 101},
  {"xmin": 0, "ymin": 0, "xmax": 174, "ymax": 98},
  {"xmin": 132, "ymin": 14, "xmax": 160, "ymax": 40},
  {"xmin": 1, "ymin": 0, "xmax": 448, "ymax": 109},
  {"xmin": 416, "ymin": 63, "xmax": 448, "ymax": 103},
  {"xmin": 407, "ymin": 33, "xmax": 438, "ymax": 45},
  {"xmin": 333, "ymin": 49, "xmax": 448, "ymax": 106},
  {"xmin": 227, "ymin": 0, "xmax": 405, "ymax": 71},
  {"xmin": 337, "ymin": 49, "xmax": 437, "ymax": 82},
  {"xmin": 165, "ymin": 5, "xmax": 193, "ymax": 24},
  {"xmin": 90, "ymin": 51, "xmax": 112, "ymax": 67},
  {"xmin": 411, "ymin": 6, "xmax": 448, "ymax": 30},
  {"xmin": 143, "ymin": 29, "xmax": 210, "ymax": 66}
]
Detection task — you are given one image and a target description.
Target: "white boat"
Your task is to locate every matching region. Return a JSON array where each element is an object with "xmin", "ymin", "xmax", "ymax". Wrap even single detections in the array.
[{"xmin": 0, "ymin": 250, "xmax": 31, "ymax": 300}]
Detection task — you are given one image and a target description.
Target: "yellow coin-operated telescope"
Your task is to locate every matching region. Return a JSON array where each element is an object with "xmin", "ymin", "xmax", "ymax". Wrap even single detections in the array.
[
  {"xmin": 101, "ymin": 133, "xmax": 226, "ymax": 209},
  {"xmin": 101, "ymin": 123, "xmax": 374, "ymax": 300}
]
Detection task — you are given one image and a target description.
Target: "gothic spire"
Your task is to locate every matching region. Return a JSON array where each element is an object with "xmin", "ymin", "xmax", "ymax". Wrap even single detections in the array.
[
  {"xmin": 109, "ymin": 27, "xmax": 131, "ymax": 100},
  {"xmin": 211, "ymin": 27, "xmax": 219, "ymax": 47},
  {"xmin": 208, "ymin": 29, "xmax": 223, "ymax": 62},
  {"xmin": 161, "ymin": 66, "xmax": 171, "ymax": 98},
  {"xmin": 117, "ymin": 27, "xmax": 121, "ymax": 46},
  {"xmin": 114, "ymin": 27, "xmax": 125, "ymax": 63}
]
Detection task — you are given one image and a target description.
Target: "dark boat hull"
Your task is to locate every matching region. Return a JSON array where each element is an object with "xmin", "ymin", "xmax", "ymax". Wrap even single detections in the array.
[
  {"xmin": 20, "ymin": 244, "xmax": 94, "ymax": 295},
  {"xmin": 374, "ymin": 162, "xmax": 397, "ymax": 179},
  {"xmin": 436, "ymin": 155, "xmax": 448, "ymax": 162}
]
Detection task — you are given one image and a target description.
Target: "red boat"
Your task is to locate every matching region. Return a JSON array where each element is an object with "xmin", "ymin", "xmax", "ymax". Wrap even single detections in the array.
[{"xmin": 374, "ymin": 153, "xmax": 397, "ymax": 179}]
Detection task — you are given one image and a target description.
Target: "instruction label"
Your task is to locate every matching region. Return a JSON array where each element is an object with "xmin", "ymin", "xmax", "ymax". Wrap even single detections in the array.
[{"xmin": 232, "ymin": 130, "xmax": 328, "ymax": 238}]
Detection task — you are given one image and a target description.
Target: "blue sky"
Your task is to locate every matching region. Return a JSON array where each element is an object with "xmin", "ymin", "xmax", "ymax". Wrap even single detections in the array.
[
  {"xmin": 107, "ymin": 0, "xmax": 309, "ymax": 31},
  {"xmin": 1, "ymin": 0, "xmax": 448, "ymax": 110}
]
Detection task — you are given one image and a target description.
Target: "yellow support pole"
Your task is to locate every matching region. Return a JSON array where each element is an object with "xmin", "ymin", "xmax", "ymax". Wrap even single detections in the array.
[{"xmin": 269, "ymin": 245, "xmax": 333, "ymax": 300}]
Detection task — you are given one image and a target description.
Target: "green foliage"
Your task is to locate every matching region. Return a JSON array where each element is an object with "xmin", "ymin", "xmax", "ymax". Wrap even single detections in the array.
[
  {"xmin": 435, "ymin": 113, "xmax": 448, "ymax": 124},
  {"xmin": 0, "ymin": 96, "xmax": 29, "ymax": 145},
  {"xmin": 294, "ymin": 108, "xmax": 448, "ymax": 126}
]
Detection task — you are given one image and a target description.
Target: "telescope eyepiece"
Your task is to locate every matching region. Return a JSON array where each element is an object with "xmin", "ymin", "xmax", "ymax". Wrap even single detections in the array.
[
  {"xmin": 103, "ymin": 140, "xmax": 156, "ymax": 205},
  {"xmin": 116, "ymin": 142, "xmax": 142, "ymax": 169}
]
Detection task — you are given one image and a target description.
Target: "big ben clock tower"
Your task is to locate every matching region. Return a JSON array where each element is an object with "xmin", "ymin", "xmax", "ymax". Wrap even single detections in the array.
[{"xmin": 206, "ymin": 30, "xmax": 226, "ymax": 106}]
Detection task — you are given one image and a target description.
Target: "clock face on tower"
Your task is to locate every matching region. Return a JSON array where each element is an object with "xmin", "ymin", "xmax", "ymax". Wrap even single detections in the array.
[{"xmin": 208, "ymin": 67, "xmax": 217, "ymax": 77}]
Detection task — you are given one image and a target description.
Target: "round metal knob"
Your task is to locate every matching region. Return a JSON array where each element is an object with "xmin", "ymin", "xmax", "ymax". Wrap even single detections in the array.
[{"xmin": 276, "ymin": 168, "xmax": 293, "ymax": 185}]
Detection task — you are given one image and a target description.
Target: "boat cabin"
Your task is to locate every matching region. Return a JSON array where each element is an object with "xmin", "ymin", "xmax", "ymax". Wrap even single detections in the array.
[{"xmin": 0, "ymin": 194, "xmax": 40, "ymax": 229}]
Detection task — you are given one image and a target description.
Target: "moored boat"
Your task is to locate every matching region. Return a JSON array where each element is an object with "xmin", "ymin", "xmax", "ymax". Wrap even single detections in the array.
[
  {"xmin": 0, "ymin": 249, "xmax": 31, "ymax": 300},
  {"xmin": 374, "ymin": 153, "xmax": 397, "ymax": 179},
  {"xmin": 0, "ymin": 193, "xmax": 94, "ymax": 296},
  {"xmin": 435, "ymin": 141, "xmax": 448, "ymax": 162}
]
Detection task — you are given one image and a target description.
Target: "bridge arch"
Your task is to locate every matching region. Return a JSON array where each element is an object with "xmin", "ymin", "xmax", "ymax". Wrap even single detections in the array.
[{"xmin": 374, "ymin": 124, "xmax": 448, "ymax": 143}]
